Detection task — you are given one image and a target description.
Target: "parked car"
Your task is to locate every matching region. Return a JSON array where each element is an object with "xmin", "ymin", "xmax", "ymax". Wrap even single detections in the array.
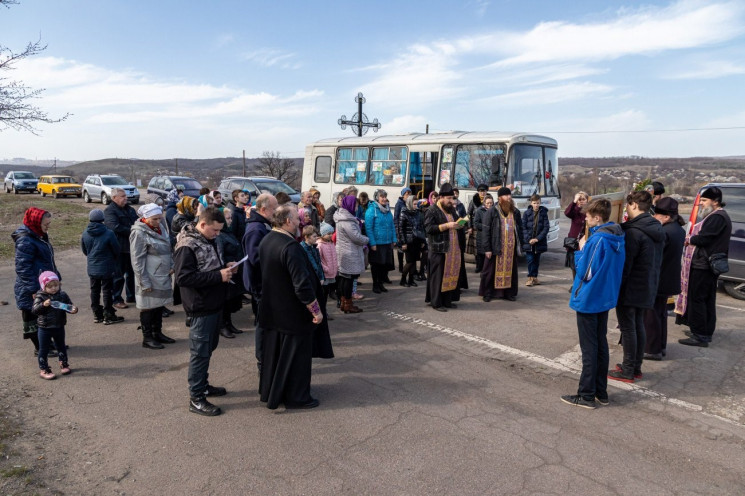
[
  {"xmin": 147, "ymin": 175, "xmax": 203, "ymax": 200},
  {"xmin": 36, "ymin": 175, "xmax": 82, "ymax": 198},
  {"xmin": 4, "ymin": 171, "xmax": 39, "ymax": 194},
  {"xmin": 83, "ymin": 174, "xmax": 140, "ymax": 205},
  {"xmin": 217, "ymin": 176, "xmax": 300, "ymax": 205},
  {"xmin": 688, "ymin": 183, "xmax": 745, "ymax": 300}
]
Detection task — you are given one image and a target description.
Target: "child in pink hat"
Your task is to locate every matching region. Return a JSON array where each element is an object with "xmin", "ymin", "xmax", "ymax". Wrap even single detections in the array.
[{"xmin": 31, "ymin": 271, "xmax": 77, "ymax": 379}]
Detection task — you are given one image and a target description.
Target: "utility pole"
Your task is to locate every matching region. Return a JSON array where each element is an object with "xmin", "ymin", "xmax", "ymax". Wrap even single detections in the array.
[
  {"xmin": 175, "ymin": 158, "xmax": 179, "ymax": 175},
  {"xmin": 243, "ymin": 150, "xmax": 246, "ymax": 177}
]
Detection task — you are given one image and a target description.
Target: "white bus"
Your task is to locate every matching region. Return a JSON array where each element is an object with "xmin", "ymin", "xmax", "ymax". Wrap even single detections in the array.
[{"xmin": 302, "ymin": 131, "xmax": 561, "ymax": 243}]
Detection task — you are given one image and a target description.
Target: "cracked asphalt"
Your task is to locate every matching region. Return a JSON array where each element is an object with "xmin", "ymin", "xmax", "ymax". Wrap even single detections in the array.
[{"xmin": 1, "ymin": 226, "xmax": 745, "ymax": 495}]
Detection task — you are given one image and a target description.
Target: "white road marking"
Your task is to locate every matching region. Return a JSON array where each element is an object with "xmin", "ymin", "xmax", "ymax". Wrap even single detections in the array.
[
  {"xmin": 384, "ymin": 311, "xmax": 742, "ymax": 427},
  {"xmin": 718, "ymin": 304, "xmax": 745, "ymax": 313}
]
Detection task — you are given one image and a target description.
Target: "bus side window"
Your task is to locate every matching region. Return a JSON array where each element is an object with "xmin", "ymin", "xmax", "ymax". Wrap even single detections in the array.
[
  {"xmin": 336, "ymin": 147, "xmax": 368, "ymax": 185},
  {"xmin": 314, "ymin": 156, "xmax": 332, "ymax": 183}
]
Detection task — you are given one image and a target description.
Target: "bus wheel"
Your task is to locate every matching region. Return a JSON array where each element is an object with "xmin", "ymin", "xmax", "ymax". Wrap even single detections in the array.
[{"xmin": 723, "ymin": 281, "xmax": 745, "ymax": 301}]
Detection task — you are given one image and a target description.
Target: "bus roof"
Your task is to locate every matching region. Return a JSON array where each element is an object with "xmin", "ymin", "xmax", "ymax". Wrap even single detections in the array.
[{"xmin": 309, "ymin": 131, "xmax": 557, "ymax": 147}]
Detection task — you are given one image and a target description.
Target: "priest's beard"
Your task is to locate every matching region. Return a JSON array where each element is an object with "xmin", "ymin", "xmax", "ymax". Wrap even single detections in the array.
[
  {"xmin": 438, "ymin": 200, "xmax": 456, "ymax": 215},
  {"xmin": 699, "ymin": 205, "xmax": 714, "ymax": 219},
  {"xmin": 498, "ymin": 197, "xmax": 515, "ymax": 214}
]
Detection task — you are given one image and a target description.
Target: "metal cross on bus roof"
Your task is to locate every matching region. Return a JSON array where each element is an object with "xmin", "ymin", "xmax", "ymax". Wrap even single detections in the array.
[{"xmin": 338, "ymin": 92, "xmax": 381, "ymax": 137}]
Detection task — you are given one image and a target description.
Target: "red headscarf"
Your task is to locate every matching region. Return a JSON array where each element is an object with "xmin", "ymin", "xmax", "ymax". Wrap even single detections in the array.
[{"xmin": 23, "ymin": 207, "xmax": 48, "ymax": 237}]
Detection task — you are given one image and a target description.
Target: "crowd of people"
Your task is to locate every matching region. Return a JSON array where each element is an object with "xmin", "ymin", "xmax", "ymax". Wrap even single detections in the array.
[{"xmin": 11, "ymin": 179, "xmax": 733, "ymax": 415}]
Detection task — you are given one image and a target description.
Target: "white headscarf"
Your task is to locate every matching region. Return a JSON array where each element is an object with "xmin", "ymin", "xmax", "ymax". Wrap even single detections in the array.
[{"xmin": 138, "ymin": 203, "xmax": 163, "ymax": 219}]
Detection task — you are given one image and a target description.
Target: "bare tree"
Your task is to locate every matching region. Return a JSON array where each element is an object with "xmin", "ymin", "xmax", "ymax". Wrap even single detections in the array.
[
  {"xmin": 1, "ymin": 0, "xmax": 69, "ymax": 134},
  {"xmin": 256, "ymin": 151, "xmax": 300, "ymax": 187}
]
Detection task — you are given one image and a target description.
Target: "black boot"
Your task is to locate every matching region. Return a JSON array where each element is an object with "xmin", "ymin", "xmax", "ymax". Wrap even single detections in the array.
[
  {"xmin": 140, "ymin": 326, "xmax": 164, "ymax": 349},
  {"xmin": 407, "ymin": 272, "xmax": 417, "ymax": 287},
  {"xmin": 400, "ymin": 273, "xmax": 410, "ymax": 287},
  {"xmin": 224, "ymin": 314, "xmax": 243, "ymax": 334},
  {"xmin": 152, "ymin": 327, "xmax": 176, "ymax": 344},
  {"xmin": 103, "ymin": 312, "xmax": 124, "ymax": 325}
]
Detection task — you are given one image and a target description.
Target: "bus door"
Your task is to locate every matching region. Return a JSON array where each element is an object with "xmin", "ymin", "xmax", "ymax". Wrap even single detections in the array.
[{"xmin": 408, "ymin": 151, "xmax": 437, "ymax": 200}]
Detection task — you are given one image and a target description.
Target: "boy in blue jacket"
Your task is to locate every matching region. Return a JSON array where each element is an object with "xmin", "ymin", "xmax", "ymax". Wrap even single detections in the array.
[{"xmin": 561, "ymin": 199, "xmax": 625, "ymax": 409}]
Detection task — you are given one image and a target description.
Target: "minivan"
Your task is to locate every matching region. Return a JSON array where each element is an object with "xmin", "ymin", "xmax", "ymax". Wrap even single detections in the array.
[
  {"xmin": 217, "ymin": 176, "xmax": 300, "ymax": 205},
  {"xmin": 147, "ymin": 175, "xmax": 203, "ymax": 200},
  {"xmin": 688, "ymin": 183, "xmax": 745, "ymax": 300}
]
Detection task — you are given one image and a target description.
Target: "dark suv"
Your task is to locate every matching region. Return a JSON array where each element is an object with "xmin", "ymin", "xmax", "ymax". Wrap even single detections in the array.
[
  {"xmin": 688, "ymin": 183, "xmax": 745, "ymax": 300},
  {"xmin": 217, "ymin": 176, "xmax": 299, "ymax": 204},
  {"xmin": 147, "ymin": 175, "xmax": 203, "ymax": 200}
]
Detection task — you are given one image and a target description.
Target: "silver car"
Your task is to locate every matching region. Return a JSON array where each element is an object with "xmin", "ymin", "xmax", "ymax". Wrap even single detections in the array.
[{"xmin": 83, "ymin": 174, "xmax": 140, "ymax": 205}]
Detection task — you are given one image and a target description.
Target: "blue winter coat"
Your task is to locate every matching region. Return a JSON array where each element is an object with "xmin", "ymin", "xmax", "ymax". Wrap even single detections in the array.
[
  {"xmin": 521, "ymin": 206, "xmax": 550, "ymax": 254},
  {"xmin": 12, "ymin": 226, "xmax": 59, "ymax": 311},
  {"xmin": 569, "ymin": 222, "xmax": 625, "ymax": 314},
  {"xmin": 242, "ymin": 209, "xmax": 272, "ymax": 296},
  {"xmin": 81, "ymin": 221, "xmax": 121, "ymax": 279},
  {"xmin": 365, "ymin": 201, "xmax": 397, "ymax": 247}
]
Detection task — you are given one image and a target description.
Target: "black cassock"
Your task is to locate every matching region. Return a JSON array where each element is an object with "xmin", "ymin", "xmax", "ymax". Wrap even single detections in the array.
[{"xmin": 258, "ymin": 230, "xmax": 319, "ymax": 409}]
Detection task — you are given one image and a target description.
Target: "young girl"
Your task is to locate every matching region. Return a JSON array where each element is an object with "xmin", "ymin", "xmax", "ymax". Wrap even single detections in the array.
[
  {"xmin": 317, "ymin": 222, "xmax": 339, "ymax": 305},
  {"xmin": 32, "ymin": 271, "xmax": 77, "ymax": 379},
  {"xmin": 300, "ymin": 225, "xmax": 334, "ymax": 358}
]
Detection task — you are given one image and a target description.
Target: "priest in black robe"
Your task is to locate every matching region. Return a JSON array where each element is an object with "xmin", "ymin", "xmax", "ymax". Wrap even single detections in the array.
[{"xmin": 258, "ymin": 204, "xmax": 323, "ymax": 410}]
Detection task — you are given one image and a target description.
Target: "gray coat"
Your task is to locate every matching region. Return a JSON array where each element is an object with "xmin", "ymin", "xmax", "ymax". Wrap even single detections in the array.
[
  {"xmin": 334, "ymin": 208, "xmax": 369, "ymax": 275},
  {"xmin": 130, "ymin": 221, "xmax": 174, "ymax": 310}
]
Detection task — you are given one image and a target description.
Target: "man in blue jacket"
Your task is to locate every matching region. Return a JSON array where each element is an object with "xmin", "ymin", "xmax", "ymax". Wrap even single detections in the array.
[{"xmin": 561, "ymin": 198, "xmax": 625, "ymax": 409}]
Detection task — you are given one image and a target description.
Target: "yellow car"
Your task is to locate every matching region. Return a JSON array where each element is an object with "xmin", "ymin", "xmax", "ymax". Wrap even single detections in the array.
[{"xmin": 37, "ymin": 175, "xmax": 83, "ymax": 199}]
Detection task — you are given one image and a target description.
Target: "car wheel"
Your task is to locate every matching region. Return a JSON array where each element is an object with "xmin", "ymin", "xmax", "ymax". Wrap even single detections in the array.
[
  {"xmin": 53, "ymin": 190, "xmax": 59, "ymax": 199},
  {"xmin": 723, "ymin": 281, "xmax": 745, "ymax": 301},
  {"xmin": 13, "ymin": 186, "xmax": 18, "ymax": 194},
  {"xmin": 83, "ymin": 191, "xmax": 91, "ymax": 203},
  {"xmin": 77, "ymin": 194, "xmax": 82, "ymax": 198},
  {"xmin": 131, "ymin": 199, "xmax": 139, "ymax": 205},
  {"xmin": 101, "ymin": 193, "xmax": 110, "ymax": 205},
  {"xmin": 3, "ymin": 185, "xmax": 8, "ymax": 193}
]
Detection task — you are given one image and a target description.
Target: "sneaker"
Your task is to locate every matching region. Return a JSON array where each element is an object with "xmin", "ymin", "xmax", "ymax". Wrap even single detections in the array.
[
  {"xmin": 205, "ymin": 385, "xmax": 227, "ymax": 397},
  {"xmin": 615, "ymin": 364, "xmax": 642, "ymax": 379},
  {"xmin": 104, "ymin": 314, "xmax": 124, "ymax": 325},
  {"xmin": 189, "ymin": 397, "xmax": 221, "ymax": 416},
  {"xmin": 678, "ymin": 337, "xmax": 708, "ymax": 347},
  {"xmin": 93, "ymin": 315, "xmax": 104, "ymax": 324},
  {"xmin": 352, "ymin": 293, "xmax": 364, "ymax": 300},
  {"xmin": 533, "ymin": 278, "xmax": 541, "ymax": 285},
  {"xmin": 595, "ymin": 396, "xmax": 610, "ymax": 406},
  {"xmin": 560, "ymin": 394, "xmax": 596, "ymax": 409},
  {"xmin": 59, "ymin": 362, "xmax": 71, "ymax": 375},
  {"xmin": 608, "ymin": 369, "xmax": 634, "ymax": 383},
  {"xmin": 40, "ymin": 369, "xmax": 56, "ymax": 380}
]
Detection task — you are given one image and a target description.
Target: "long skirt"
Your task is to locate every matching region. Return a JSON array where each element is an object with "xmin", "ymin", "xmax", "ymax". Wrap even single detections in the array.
[
  {"xmin": 425, "ymin": 252, "xmax": 460, "ymax": 308},
  {"xmin": 313, "ymin": 290, "xmax": 334, "ymax": 359},
  {"xmin": 478, "ymin": 252, "xmax": 518, "ymax": 299},
  {"xmin": 260, "ymin": 329, "xmax": 313, "ymax": 410}
]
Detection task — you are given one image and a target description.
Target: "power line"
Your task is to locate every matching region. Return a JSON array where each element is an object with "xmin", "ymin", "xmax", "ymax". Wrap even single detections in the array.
[{"xmin": 538, "ymin": 126, "xmax": 745, "ymax": 134}]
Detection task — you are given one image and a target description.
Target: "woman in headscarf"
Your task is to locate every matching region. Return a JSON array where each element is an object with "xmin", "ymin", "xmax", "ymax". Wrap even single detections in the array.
[
  {"xmin": 130, "ymin": 203, "xmax": 175, "ymax": 350},
  {"xmin": 310, "ymin": 188, "xmax": 326, "ymax": 220},
  {"xmin": 13, "ymin": 207, "xmax": 60, "ymax": 355},
  {"xmin": 209, "ymin": 190, "xmax": 224, "ymax": 211},
  {"xmin": 215, "ymin": 206, "xmax": 245, "ymax": 339},
  {"xmin": 334, "ymin": 195, "xmax": 369, "ymax": 313},
  {"xmin": 165, "ymin": 187, "xmax": 182, "ymax": 230},
  {"xmin": 171, "ymin": 196, "xmax": 198, "ymax": 245}
]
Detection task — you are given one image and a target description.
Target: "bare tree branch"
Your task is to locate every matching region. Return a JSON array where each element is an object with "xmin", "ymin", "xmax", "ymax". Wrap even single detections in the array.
[
  {"xmin": 0, "ymin": 3, "xmax": 70, "ymax": 134},
  {"xmin": 256, "ymin": 151, "xmax": 300, "ymax": 187}
]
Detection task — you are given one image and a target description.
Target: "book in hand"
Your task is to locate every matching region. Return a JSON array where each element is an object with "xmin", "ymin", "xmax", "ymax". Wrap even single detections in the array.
[{"xmin": 456, "ymin": 217, "xmax": 469, "ymax": 227}]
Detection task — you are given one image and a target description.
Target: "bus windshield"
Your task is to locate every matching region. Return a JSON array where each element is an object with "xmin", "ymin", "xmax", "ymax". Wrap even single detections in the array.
[{"xmin": 509, "ymin": 144, "xmax": 559, "ymax": 197}]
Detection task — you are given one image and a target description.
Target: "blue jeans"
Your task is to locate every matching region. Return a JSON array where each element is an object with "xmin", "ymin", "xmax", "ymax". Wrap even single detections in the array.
[
  {"xmin": 38, "ymin": 327, "xmax": 68, "ymax": 371},
  {"xmin": 187, "ymin": 312, "xmax": 221, "ymax": 399},
  {"xmin": 526, "ymin": 252, "xmax": 541, "ymax": 278},
  {"xmin": 576, "ymin": 311, "xmax": 609, "ymax": 401}
]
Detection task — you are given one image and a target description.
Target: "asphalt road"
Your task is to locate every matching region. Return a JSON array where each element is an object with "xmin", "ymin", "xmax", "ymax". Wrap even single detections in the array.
[{"xmin": 1, "ymin": 221, "xmax": 745, "ymax": 495}]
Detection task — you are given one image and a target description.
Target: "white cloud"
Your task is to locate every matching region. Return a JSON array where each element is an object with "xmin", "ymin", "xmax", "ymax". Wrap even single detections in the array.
[
  {"xmin": 242, "ymin": 48, "xmax": 300, "ymax": 69},
  {"xmin": 382, "ymin": 115, "xmax": 430, "ymax": 135},
  {"xmin": 481, "ymin": 82, "xmax": 614, "ymax": 106},
  {"xmin": 664, "ymin": 60, "xmax": 745, "ymax": 79}
]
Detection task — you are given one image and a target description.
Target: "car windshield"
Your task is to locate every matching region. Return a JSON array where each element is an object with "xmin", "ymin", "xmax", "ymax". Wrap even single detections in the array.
[
  {"xmin": 14, "ymin": 173, "xmax": 35, "ymax": 179},
  {"xmin": 255, "ymin": 180, "xmax": 296, "ymax": 195},
  {"xmin": 172, "ymin": 179, "xmax": 201, "ymax": 190},
  {"xmin": 53, "ymin": 177, "xmax": 74, "ymax": 184},
  {"xmin": 102, "ymin": 176, "xmax": 129, "ymax": 186}
]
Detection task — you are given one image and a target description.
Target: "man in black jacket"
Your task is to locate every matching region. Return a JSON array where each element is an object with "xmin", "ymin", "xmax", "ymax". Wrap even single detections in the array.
[
  {"xmin": 608, "ymin": 191, "xmax": 664, "ymax": 383},
  {"xmin": 678, "ymin": 187, "xmax": 732, "ymax": 347},
  {"xmin": 395, "ymin": 187, "xmax": 412, "ymax": 272},
  {"xmin": 644, "ymin": 198, "xmax": 685, "ymax": 359},
  {"xmin": 104, "ymin": 188, "xmax": 139, "ymax": 308},
  {"xmin": 229, "ymin": 189, "xmax": 250, "ymax": 242},
  {"xmin": 174, "ymin": 207, "xmax": 237, "ymax": 416}
]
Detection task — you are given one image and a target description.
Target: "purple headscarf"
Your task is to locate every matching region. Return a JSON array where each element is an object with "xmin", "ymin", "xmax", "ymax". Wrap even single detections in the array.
[{"xmin": 341, "ymin": 195, "xmax": 357, "ymax": 215}]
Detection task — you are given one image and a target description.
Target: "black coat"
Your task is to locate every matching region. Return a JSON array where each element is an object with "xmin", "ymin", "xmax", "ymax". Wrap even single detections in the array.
[
  {"xmin": 104, "ymin": 203, "xmax": 138, "ymax": 254},
  {"xmin": 617, "ymin": 212, "xmax": 665, "ymax": 308},
  {"xmin": 32, "ymin": 290, "xmax": 72, "ymax": 328},
  {"xmin": 397, "ymin": 209, "xmax": 425, "ymax": 246},
  {"xmin": 480, "ymin": 206, "xmax": 524, "ymax": 256},
  {"xmin": 690, "ymin": 210, "xmax": 732, "ymax": 270},
  {"xmin": 80, "ymin": 221, "xmax": 121, "ymax": 278},
  {"xmin": 657, "ymin": 220, "xmax": 686, "ymax": 296},
  {"xmin": 324, "ymin": 204, "xmax": 337, "ymax": 227},
  {"xmin": 217, "ymin": 229, "xmax": 245, "ymax": 296},
  {"xmin": 173, "ymin": 232, "xmax": 226, "ymax": 315},
  {"xmin": 258, "ymin": 231, "xmax": 317, "ymax": 336},
  {"xmin": 229, "ymin": 202, "xmax": 248, "ymax": 242},
  {"xmin": 242, "ymin": 210, "xmax": 272, "ymax": 296},
  {"xmin": 521, "ymin": 206, "xmax": 550, "ymax": 254},
  {"xmin": 424, "ymin": 204, "xmax": 453, "ymax": 254}
]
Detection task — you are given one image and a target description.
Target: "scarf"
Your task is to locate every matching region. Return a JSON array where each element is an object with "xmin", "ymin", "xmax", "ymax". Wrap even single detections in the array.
[
  {"xmin": 675, "ymin": 221, "xmax": 704, "ymax": 316},
  {"xmin": 176, "ymin": 196, "xmax": 197, "ymax": 216},
  {"xmin": 23, "ymin": 207, "xmax": 48, "ymax": 237},
  {"xmin": 341, "ymin": 195, "xmax": 357, "ymax": 216},
  {"xmin": 376, "ymin": 201, "xmax": 391, "ymax": 215},
  {"xmin": 139, "ymin": 218, "xmax": 162, "ymax": 235},
  {"xmin": 166, "ymin": 189, "xmax": 180, "ymax": 204}
]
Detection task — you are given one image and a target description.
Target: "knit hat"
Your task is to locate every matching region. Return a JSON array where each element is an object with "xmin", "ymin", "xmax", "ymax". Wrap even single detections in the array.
[
  {"xmin": 654, "ymin": 197, "xmax": 679, "ymax": 217},
  {"xmin": 496, "ymin": 186, "xmax": 512, "ymax": 197},
  {"xmin": 23, "ymin": 207, "xmax": 48, "ymax": 237},
  {"xmin": 439, "ymin": 183, "xmax": 455, "ymax": 197},
  {"xmin": 477, "ymin": 183, "xmax": 488, "ymax": 192},
  {"xmin": 401, "ymin": 187, "xmax": 412, "ymax": 197},
  {"xmin": 38, "ymin": 271, "xmax": 59, "ymax": 290},
  {"xmin": 320, "ymin": 221, "xmax": 334, "ymax": 236},
  {"xmin": 89, "ymin": 209, "xmax": 105, "ymax": 222},
  {"xmin": 700, "ymin": 186, "xmax": 722, "ymax": 203}
]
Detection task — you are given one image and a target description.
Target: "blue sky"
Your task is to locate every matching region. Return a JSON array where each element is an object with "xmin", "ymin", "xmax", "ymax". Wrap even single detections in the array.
[{"xmin": 1, "ymin": 0, "xmax": 745, "ymax": 161}]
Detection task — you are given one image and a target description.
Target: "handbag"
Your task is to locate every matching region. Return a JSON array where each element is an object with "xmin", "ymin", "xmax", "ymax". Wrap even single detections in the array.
[
  {"xmin": 563, "ymin": 236, "xmax": 579, "ymax": 251},
  {"xmin": 709, "ymin": 252, "xmax": 729, "ymax": 276}
]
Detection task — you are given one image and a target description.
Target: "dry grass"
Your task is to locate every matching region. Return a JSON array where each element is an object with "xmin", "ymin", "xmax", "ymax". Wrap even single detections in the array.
[{"xmin": 0, "ymin": 194, "xmax": 91, "ymax": 261}]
